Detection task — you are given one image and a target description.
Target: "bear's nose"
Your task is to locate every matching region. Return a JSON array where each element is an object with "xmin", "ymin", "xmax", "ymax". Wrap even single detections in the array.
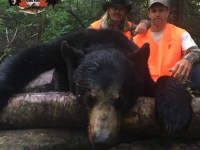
[{"xmin": 93, "ymin": 132, "xmax": 113, "ymax": 149}]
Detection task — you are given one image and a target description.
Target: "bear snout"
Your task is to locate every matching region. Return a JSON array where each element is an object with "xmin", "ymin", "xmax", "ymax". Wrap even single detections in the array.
[
  {"xmin": 93, "ymin": 131, "xmax": 114, "ymax": 150},
  {"xmin": 88, "ymin": 105, "xmax": 120, "ymax": 149}
]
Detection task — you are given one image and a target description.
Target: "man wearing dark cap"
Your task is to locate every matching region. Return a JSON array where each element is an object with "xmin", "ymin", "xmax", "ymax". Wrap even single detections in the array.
[
  {"xmin": 89, "ymin": 0, "xmax": 150, "ymax": 40},
  {"xmin": 133, "ymin": 0, "xmax": 200, "ymax": 88}
]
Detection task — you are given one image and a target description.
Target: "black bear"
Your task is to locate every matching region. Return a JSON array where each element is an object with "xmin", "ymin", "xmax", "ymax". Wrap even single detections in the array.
[{"xmin": 0, "ymin": 29, "xmax": 192, "ymax": 149}]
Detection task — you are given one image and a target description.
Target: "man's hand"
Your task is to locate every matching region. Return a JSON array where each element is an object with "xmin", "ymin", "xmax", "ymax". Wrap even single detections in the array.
[
  {"xmin": 169, "ymin": 59, "xmax": 192, "ymax": 80},
  {"xmin": 133, "ymin": 22, "xmax": 148, "ymax": 35}
]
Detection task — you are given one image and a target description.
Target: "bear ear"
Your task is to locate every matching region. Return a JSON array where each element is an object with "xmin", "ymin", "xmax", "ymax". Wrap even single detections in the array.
[
  {"xmin": 126, "ymin": 43, "xmax": 150, "ymax": 63},
  {"xmin": 61, "ymin": 40, "xmax": 85, "ymax": 61},
  {"xmin": 135, "ymin": 43, "xmax": 150, "ymax": 63}
]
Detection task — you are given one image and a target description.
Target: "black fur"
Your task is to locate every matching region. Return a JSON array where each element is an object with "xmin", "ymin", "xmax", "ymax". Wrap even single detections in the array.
[
  {"xmin": 0, "ymin": 29, "xmax": 192, "ymax": 149},
  {"xmin": 155, "ymin": 76, "xmax": 192, "ymax": 132}
]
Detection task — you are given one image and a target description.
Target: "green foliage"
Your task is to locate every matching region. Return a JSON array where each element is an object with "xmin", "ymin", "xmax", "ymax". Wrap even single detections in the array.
[
  {"xmin": 39, "ymin": 0, "xmax": 105, "ymax": 42},
  {"xmin": 176, "ymin": 74, "xmax": 200, "ymax": 98},
  {"xmin": 1, "ymin": 0, "xmax": 200, "ymax": 62},
  {"xmin": 128, "ymin": 0, "xmax": 149, "ymax": 23},
  {"xmin": 0, "ymin": 48, "xmax": 11, "ymax": 62},
  {"xmin": 41, "ymin": 6, "xmax": 71, "ymax": 42},
  {"xmin": 0, "ymin": 0, "xmax": 106, "ymax": 61}
]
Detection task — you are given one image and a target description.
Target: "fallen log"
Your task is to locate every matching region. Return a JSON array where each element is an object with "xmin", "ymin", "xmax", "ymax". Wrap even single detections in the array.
[
  {"xmin": 22, "ymin": 70, "xmax": 54, "ymax": 93},
  {"xmin": 121, "ymin": 97, "xmax": 200, "ymax": 138},
  {"xmin": 0, "ymin": 129, "xmax": 92, "ymax": 150},
  {"xmin": 0, "ymin": 92, "xmax": 200, "ymax": 138},
  {"xmin": 0, "ymin": 128, "xmax": 200, "ymax": 150},
  {"xmin": 0, "ymin": 92, "xmax": 88, "ymax": 129}
]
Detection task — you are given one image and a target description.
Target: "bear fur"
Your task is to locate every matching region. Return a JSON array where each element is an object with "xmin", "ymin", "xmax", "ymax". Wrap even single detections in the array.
[{"xmin": 0, "ymin": 29, "xmax": 192, "ymax": 149}]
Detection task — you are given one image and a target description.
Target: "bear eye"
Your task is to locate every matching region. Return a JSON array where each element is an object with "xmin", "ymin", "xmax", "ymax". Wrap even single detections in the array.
[
  {"xmin": 85, "ymin": 95, "xmax": 96, "ymax": 108},
  {"xmin": 114, "ymin": 98, "xmax": 125, "ymax": 110}
]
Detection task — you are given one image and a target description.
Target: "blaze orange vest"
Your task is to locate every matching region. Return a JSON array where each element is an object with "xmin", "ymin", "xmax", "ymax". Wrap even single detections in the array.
[
  {"xmin": 90, "ymin": 20, "xmax": 132, "ymax": 40},
  {"xmin": 133, "ymin": 23, "xmax": 185, "ymax": 81}
]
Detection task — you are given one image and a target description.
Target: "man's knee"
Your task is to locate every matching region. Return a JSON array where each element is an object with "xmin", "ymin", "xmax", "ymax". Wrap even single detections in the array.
[{"xmin": 188, "ymin": 62, "xmax": 200, "ymax": 88}]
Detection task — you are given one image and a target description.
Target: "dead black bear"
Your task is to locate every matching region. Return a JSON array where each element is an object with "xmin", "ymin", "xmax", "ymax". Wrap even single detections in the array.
[{"xmin": 0, "ymin": 29, "xmax": 192, "ymax": 149}]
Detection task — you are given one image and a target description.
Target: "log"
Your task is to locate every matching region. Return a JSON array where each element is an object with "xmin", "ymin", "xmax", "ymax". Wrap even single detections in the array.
[
  {"xmin": 0, "ymin": 92, "xmax": 88, "ymax": 129},
  {"xmin": 22, "ymin": 70, "xmax": 54, "ymax": 93},
  {"xmin": 0, "ymin": 128, "xmax": 200, "ymax": 150},
  {"xmin": 0, "ymin": 129, "xmax": 92, "ymax": 150},
  {"xmin": 121, "ymin": 97, "xmax": 200, "ymax": 138},
  {"xmin": 22, "ymin": 69, "xmax": 68, "ymax": 92},
  {"xmin": 0, "ymin": 92, "xmax": 200, "ymax": 137}
]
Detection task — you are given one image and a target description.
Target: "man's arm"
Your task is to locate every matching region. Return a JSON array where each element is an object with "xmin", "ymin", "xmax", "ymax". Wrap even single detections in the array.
[
  {"xmin": 183, "ymin": 46, "xmax": 200, "ymax": 64},
  {"xmin": 132, "ymin": 20, "xmax": 150, "ymax": 36},
  {"xmin": 170, "ymin": 32, "xmax": 200, "ymax": 80},
  {"xmin": 139, "ymin": 20, "xmax": 151, "ymax": 28}
]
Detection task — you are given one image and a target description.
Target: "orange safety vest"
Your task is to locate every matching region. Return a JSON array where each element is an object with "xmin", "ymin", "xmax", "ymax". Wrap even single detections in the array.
[
  {"xmin": 133, "ymin": 23, "xmax": 185, "ymax": 81},
  {"xmin": 90, "ymin": 20, "xmax": 133, "ymax": 40}
]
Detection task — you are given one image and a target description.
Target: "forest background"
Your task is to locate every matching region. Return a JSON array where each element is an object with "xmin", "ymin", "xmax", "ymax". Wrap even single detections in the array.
[{"xmin": 0, "ymin": 0, "xmax": 200, "ymax": 62}]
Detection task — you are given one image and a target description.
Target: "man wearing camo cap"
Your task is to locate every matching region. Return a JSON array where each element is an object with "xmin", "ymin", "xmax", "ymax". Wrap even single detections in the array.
[{"xmin": 133, "ymin": 0, "xmax": 200, "ymax": 88}]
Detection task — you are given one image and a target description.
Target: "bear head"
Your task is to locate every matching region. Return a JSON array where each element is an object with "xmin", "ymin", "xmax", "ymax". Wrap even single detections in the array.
[{"xmin": 61, "ymin": 40, "xmax": 150, "ymax": 149}]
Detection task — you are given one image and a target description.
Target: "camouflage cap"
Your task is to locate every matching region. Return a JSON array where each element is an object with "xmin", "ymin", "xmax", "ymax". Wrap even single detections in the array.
[{"xmin": 148, "ymin": 0, "xmax": 169, "ymax": 8}]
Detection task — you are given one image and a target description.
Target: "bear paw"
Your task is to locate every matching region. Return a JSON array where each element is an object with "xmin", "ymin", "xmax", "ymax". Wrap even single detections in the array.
[{"xmin": 155, "ymin": 76, "xmax": 192, "ymax": 133}]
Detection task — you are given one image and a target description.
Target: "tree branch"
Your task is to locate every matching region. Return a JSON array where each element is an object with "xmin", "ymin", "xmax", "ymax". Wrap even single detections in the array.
[{"xmin": 65, "ymin": 9, "xmax": 86, "ymax": 28}]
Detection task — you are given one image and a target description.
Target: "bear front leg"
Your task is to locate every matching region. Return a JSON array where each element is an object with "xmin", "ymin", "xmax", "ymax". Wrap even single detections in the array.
[{"xmin": 155, "ymin": 76, "xmax": 192, "ymax": 133}]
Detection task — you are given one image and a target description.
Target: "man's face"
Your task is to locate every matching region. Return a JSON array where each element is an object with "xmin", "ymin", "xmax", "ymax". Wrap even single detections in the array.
[
  {"xmin": 148, "ymin": 3, "xmax": 169, "ymax": 27},
  {"xmin": 108, "ymin": 6, "xmax": 126, "ymax": 23}
]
